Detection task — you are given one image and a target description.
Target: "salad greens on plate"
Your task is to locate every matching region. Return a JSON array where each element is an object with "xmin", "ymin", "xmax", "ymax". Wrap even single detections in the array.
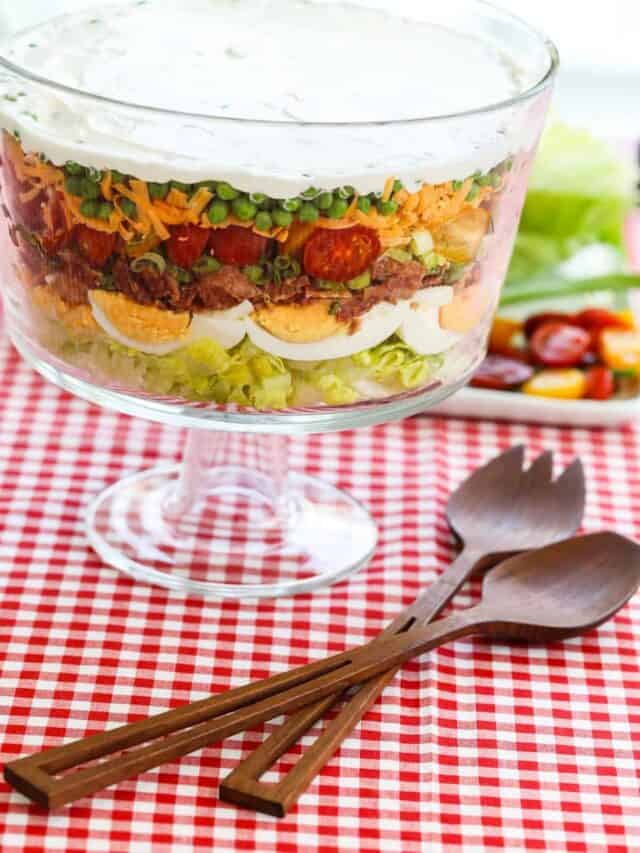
[{"xmin": 503, "ymin": 122, "xmax": 638, "ymax": 308}]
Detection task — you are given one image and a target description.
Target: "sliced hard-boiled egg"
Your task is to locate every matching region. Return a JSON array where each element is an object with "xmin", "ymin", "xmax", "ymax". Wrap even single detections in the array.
[
  {"xmin": 398, "ymin": 286, "xmax": 463, "ymax": 355},
  {"xmin": 89, "ymin": 292, "xmax": 253, "ymax": 355},
  {"xmin": 89, "ymin": 290, "xmax": 192, "ymax": 355},
  {"xmin": 246, "ymin": 300, "xmax": 405, "ymax": 361},
  {"xmin": 189, "ymin": 301, "xmax": 252, "ymax": 349},
  {"xmin": 439, "ymin": 282, "xmax": 490, "ymax": 333},
  {"xmin": 252, "ymin": 301, "xmax": 344, "ymax": 344},
  {"xmin": 34, "ymin": 284, "xmax": 99, "ymax": 334}
]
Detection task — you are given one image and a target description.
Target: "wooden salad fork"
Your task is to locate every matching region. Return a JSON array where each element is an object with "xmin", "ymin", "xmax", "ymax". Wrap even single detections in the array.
[
  {"xmin": 5, "ymin": 531, "xmax": 639, "ymax": 812},
  {"xmin": 219, "ymin": 446, "xmax": 586, "ymax": 815}
]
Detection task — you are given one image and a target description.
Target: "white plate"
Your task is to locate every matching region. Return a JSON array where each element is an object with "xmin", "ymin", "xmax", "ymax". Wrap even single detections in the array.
[{"xmin": 430, "ymin": 386, "xmax": 640, "ymax": 427}]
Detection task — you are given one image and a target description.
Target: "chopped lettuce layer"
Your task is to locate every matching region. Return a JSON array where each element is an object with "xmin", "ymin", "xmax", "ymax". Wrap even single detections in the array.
[{"xmin": 54, "ymin": 329, "xmax": 445, "ymax": 408}]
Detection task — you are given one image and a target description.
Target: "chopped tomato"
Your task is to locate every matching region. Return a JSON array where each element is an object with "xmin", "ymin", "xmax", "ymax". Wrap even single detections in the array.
[
  {"xmin": 488, "ymin": 344, "xmax": 530, "ymax": 363},
  {"xmin": 599, "ymin": 329, "xmax": 640, "ymax": 372},
  {"xmin": 489, "ymin": 316, "xmax": 522, "ymax": 354},
  {"xmin": 584, "ymin": 366, "xmax": 615, "ymax": 401},
  {"xmin": 523, "ymin": 312, "xmax": 574, "ymax": 339},
  {"xmin": 75, "ymin": 225, "xmax": 117, "ymax": 268},
  {"xmin": 529, "ymin": 321, "xmax": 591, "ymax": 368},
  {"xmin": 431, "ymin": 207, "xmax": 491, "ymax": 264},
  {"xmin": 208, "ymin": 224, "xmax": 269, "ymax": 266},
  {"xmin": 470, "ymin": 354, "xmax": 534, "ymax": 390},
  {"xmin": 303, "ymin": 225, "xmax": 380, "ymax": 282},
  {"xmin": 572, "ymin": 308, "xmax": 634, "ymax": 333},
  {"xmin": 522, "ymin": 369, "xmax": 587, "ymax": 400},
  {"xmin": 166, "ymin": 224, "xmax": 210, "ymax": 269}
]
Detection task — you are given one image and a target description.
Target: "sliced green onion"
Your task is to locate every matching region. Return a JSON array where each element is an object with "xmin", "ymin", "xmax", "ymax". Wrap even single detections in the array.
[
  {"xmin": 337, "ymin": 185, "xmax": 355, "ymax": 200},
  {"xmin": 300, "ymin": 187, "xmax": 319, "ymax": 199},
  {"xmin": 500, "ymin": 274, "xmax": 640, "ymax": 307},
  {"xmin": 111, "ymin": 170, "xmax": 126, "ymax": 184},
  {"xmin": 193, "ymin": 255, "xmax": 222, "ymax": 274},
  {"xmin": 85, "ymin": 166, "xmax": 102, "ymax": 183},
  {"xmin": 131, "ymin": 252, "xmax": 167, "ymax": 274},
  {"xmin": 289, "ymin": 258, "xmax": 301, "ymax": 277},
  {"xmin": 356, "ymin": 196, "xmax": 372, "ymax": 213},
  {"xmin": 316, "ymin": 279, "xmax": 345, "ymax": 291},
  {"xmin": 167, "ymin": 264, "xmax": 193, "ymax": 284},
  {"xmin": 248, "ymin": 192, "xmax": 267, "ymax": 205},
  {"xmin": 346, "ymin": 271, "xmax": 371, "ymax": 290},
  {"xmin": 273, "ymin": 255, "xmax": 293, "ymax": 272},
  {"xmin": 243, "ymin": 265, "xmax": 264, "ymax": 283}
]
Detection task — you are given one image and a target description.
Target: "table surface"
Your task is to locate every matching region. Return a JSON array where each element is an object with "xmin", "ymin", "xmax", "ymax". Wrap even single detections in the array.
[{"xmin": 0, "ymin": 335, "xmax": 639, "ymax": 853}]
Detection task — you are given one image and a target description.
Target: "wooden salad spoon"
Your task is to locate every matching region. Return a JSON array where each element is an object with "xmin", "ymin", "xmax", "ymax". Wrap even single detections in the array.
[{"xmin": 5, "ymin": 531, "xmax": 638, "ymax": 811}]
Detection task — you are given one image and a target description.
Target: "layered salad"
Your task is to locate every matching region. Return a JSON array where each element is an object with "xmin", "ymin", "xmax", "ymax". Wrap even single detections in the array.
[{"xmin": 0, "ymin": 0, "xmax": 539, "ymax": 409}]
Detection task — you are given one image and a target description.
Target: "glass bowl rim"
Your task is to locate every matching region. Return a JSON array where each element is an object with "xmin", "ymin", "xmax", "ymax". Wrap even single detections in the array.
[{"xmin": 0, "ymin": 0, "xmax": 559, "ymax": 128}]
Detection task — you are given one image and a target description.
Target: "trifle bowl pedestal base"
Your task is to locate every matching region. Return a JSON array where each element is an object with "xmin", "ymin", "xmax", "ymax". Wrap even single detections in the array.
[{"xmin": 86, "ymin": 429, "xmax": 378, "ymax": 599}]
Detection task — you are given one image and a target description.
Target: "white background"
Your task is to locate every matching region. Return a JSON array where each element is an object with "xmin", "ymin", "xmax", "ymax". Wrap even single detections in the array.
[{"xmin": 496, "ymin": 1, "xmax": 640, "ymax": 138}]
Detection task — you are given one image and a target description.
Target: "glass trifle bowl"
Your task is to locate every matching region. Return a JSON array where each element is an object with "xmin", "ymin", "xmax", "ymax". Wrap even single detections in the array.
[{"xmin": 0, "ymin": 0, "xmax": 557, "ymax": 597}]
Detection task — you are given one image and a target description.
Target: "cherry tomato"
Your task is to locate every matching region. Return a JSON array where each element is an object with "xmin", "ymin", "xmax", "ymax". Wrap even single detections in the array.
[
  {"xmin": 572, "ymin": 308, "xmax": 633, "ymax": 333},
  {"xmin": 487, "ymin": 344, "xmax": 530, "ymax": 363},
  {"xmin": 584, "ymin": 366, "xmax": 615, "ymax": 401},
  {"xmin": 470, "ymin": 354, "xmax": 534, "ymax": 390},
  {"xmin": 523, "ymin": 312, "xmax": 574, "ymax": 339},
  {"xmin": 166, "ymin": 224, "xmax": 210, "ymax": 269},
  {"xmin": 529, "ymin": 321, "xmax": 591, "ymax": 368},
  {"xmin": 488, "ymin": 316, "xmax": 522, "ymax": 354},
  {"xmin": 208, "ymin": 224, "xmax": 269, "ymax": 266},
  {"xmin": 75, "ymin": 224, "xmax": 117, "ymax": 268},
  {"xmin": 303, "ymin": 225, "xmax": 380, "ymax": 282}
]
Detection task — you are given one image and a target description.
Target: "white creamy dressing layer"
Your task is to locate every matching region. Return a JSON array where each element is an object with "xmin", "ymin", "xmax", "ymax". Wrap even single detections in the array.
[{"xmin": 0, "ymin": 0, "xmax": 547, "ymax": 194}]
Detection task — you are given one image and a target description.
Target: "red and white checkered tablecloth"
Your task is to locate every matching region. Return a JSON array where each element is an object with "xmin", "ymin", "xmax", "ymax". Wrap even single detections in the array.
[{"xmin": 0, "ymin": 333, "xmax": 639, "ymax": 853}]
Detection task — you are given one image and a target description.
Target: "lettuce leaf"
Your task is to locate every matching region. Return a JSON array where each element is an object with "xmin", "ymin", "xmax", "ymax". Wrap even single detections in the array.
[{"xmin": 506, "ymin": 123, "xmax": 633, "ymax": 288}]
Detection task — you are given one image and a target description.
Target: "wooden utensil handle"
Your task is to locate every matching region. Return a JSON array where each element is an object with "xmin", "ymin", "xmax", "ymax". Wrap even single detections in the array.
[
  {"xmin": 5, "ymin": 607, "xmax": 484, "ymax": 809},
  {"xmin": 220, "ymin": 547, "xmax": 485, "ymax": 815}
]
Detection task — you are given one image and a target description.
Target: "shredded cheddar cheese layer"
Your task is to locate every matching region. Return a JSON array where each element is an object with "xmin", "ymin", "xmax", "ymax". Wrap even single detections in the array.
[{"xmin": 3, "ymin": 132, "xmax": 499, "ymax": 250}]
